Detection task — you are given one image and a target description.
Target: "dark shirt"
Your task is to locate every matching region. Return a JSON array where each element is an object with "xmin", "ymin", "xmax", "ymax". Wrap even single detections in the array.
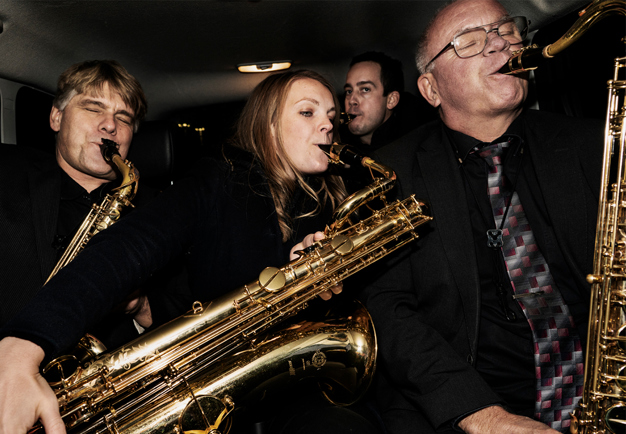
[
  {"xmin": 54, "ymin": 171, "xmax": 116, "ymax": 258},
  {"xmin": 447, "ymin": 115, "xmax": 590, "ymax": 416}
]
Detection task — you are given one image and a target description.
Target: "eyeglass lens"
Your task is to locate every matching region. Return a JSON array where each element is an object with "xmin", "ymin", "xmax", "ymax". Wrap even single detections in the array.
[{"xmin": 454, "ymin": 17, "xmax": 527, "ymax": 59}]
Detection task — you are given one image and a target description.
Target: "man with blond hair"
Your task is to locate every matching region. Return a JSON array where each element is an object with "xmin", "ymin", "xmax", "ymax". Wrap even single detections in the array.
[{"xmin": 0, "ymin": 60, "xmax": 150, "ymax": 349}]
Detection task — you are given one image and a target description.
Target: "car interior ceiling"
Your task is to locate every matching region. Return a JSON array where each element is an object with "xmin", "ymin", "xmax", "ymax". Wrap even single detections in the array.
[{"xmin": 4, "ymin": 1, "xmax": 624, "ymax": 187}]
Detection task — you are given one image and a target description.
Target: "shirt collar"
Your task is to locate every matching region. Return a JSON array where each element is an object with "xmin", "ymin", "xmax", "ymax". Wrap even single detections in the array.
[
  {"xmin": 59, "ymin": 170, "xmax": 116, "ymax": 202},
  {"xmin": 446, "ymin": 115, "xmax": 525, "ymax": 164}
]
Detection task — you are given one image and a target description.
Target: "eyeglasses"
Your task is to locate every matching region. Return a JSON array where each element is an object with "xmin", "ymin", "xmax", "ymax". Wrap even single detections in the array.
[{"xmin": 424, "ymin": 16, "xmax": 530, "ymax": 71}]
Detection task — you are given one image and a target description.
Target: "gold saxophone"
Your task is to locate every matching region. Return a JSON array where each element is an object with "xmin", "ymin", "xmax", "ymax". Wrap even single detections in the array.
[
  {"xmin": 570, "ymin": 57, "xmax": 626, "ymax": 434},
  {"xmin": 501, "ymin": 0, "xmax": 626, "ymax": 431},
  {"xmin": 45, "ymin": 138, "xmax": 140, "ymax": 284},
  {"xmin": 34, "ymin": 144, "xmax": 432, "ymax": 434},
  {"xmin": 499, "ymin": 0, "xmax": 625, "ymax": 75}
]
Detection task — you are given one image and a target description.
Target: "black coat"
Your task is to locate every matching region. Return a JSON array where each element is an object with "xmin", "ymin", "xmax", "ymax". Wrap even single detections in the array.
[
  {"xmin": 0, "ymin": 144, "xmax": 163, "ymax": 347},
  {"xmin": 1, "ymin": 144, "xmax": 331, "ymax": 357},
  {"xmin": 0, "ymin": 144, "xmax": 62, "ymax": 325},
  {"xmin": 359, "ymin": 110, "xmax": 605, "ymax": 433}
]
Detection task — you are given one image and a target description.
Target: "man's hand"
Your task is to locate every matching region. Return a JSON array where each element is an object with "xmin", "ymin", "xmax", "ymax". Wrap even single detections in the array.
[
  {"xmin": 458, "ymin": 406, "xmax": 560, "ymax": 434},
  {"xmin": 124, "ymin": 295, "xmax": 152, "ymax": 328},
  {"xmin": 289, "ymin": 231, "xmax": 343, "ymax": 301},
  {"xmin": 0, "ymin": 337, "xmax": 65, "ymax": 434}
]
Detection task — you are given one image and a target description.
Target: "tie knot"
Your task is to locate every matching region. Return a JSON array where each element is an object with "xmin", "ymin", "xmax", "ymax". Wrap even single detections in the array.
[{"xmin": 478, "ymin": 141, "xmax": 508, "ymax": 167}]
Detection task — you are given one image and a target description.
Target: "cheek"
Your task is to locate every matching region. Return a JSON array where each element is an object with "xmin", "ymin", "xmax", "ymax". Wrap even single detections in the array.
[
  {"xmin": 310, "ymin": 147, "xmax": 329, "ymax": 173},
  {"xmin": 118, "ymin": 138, "xmax": 132, "ymax": 159}
]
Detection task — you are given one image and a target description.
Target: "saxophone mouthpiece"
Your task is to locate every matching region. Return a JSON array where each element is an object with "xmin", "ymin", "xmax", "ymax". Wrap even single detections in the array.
[
  {"xmin": 319, "ymin": 142, "xmax": 363, "ymax": 167},
  {"xmin": 340, "ymin": 112, "xmax": 354, "ymax": 125},
  {"xmin": 100, "ymin": 139, "xmax": 121, "ymax": 162},
  {"xmin": 319, "ymin": 143, "xmax": 343, "ymax": 163}
]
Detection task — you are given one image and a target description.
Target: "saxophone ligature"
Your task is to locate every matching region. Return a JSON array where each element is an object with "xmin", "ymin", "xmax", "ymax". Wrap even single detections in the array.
[
  {"xmin": 34, "ymin": 144, "xmax": 431, "ymax": 434},
  {"xmin": 45, "ymin": 138, "xmax": 140, "ymax": 283}
]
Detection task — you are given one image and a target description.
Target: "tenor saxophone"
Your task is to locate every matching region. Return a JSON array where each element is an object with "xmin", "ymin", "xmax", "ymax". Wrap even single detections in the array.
[
  {"xmin": 570, "ymin": 55, "xmax": 626, "ymax": 434},
  {"xmin": 500, "ymin": 2, "xmax": 626, "ymax": 432},
  {"xmin": 45, "ymin": 138, "xmax": 140, "ymax": 284},
  {"xmin": 34, "ymin": 144, "xmax": 432, "ymax": 434}
]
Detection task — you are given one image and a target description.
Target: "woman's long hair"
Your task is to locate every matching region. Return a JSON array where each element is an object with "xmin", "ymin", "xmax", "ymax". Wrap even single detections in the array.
[{"xmin": 232, "ymin": 70, "xmax": 346, "ymax": 242}]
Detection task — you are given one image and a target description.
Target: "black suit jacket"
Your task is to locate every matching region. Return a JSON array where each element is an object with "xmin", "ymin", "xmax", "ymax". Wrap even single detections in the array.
[
  {"xmin": 0, "ymin": 144, "xmax": 163, "ymax": 348},
  {"xmin": 360, "ymin": 110, "xmax": 604, "ymax": 433},
  {"xmin": 0, "ymin": 144, "xmax": 62, "ymax": 325}
]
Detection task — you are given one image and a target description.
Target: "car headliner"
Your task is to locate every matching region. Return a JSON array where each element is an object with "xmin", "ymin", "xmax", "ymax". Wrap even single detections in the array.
[{"xmin": 0, "ymin": 1, "xmax": 591, "ymax": 120}]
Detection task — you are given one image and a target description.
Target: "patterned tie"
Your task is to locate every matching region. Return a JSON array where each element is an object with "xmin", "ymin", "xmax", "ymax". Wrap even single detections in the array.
[{"xmin": 479, "ymin": 140, "xmax": 584, "ymax": 432}]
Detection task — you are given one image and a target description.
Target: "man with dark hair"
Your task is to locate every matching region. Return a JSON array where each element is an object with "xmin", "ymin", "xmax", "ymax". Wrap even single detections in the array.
[
  {"xmin": 342, "ymin": 51, "xmax": 435, "ymax": 152},
  {"xmin": 0, "ymin": 60, "xmax": 152, "ymax": 338}
]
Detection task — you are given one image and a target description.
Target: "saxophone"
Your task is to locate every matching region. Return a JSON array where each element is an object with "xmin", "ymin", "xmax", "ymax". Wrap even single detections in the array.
[
  {"xmin": 570, "ymin": 55, "xmax": 626, "ymax": 434},
  {"xmin": 34, "ymin": 144, "xmax": 432, "ymax": 434},
  {"xmin": 45, "ymin": 138, "xmax": 140, "ymax": 284},
  {"xmin": 499, "ymin": 0, "xmax": 625, "ymax": 75},
  {"xmin": 502, "ymin": 1, "xmax": 626, "ymax": 432}
]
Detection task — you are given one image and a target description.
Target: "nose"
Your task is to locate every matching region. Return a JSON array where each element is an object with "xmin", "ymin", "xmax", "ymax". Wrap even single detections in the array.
[
  {"xmin": 99, "ymin": 113, "xmax": 117, "ymax": 135},
  {"xmin": 345, "ymin": 92, "xmax": 358, "ymax": 107},
  {"xmin": 320, "ymin": 117, "xmax": 333, "ymax": 135},
  {"xmin": 484, "ymin": 29, "xmax": 510, "ymax": 55}
]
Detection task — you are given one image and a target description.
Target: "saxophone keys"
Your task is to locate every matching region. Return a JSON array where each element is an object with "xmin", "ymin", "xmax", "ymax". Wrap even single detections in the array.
[
  {"xmin": 259, "ymin": 267, "xmax": 286, "ymax": 292},
  {"xmin": 587, "ymin": 273, "xmax": 604, "ymax": 284},
  {"xmin": 330, "ymin": 234, "xmax": 354, "ymax": 255}
]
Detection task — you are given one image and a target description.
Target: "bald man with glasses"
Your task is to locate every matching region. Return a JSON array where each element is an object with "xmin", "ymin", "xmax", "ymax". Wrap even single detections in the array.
[{"xmin": 359, "ymin": 0, "xmax": 604, "ymax": 433}]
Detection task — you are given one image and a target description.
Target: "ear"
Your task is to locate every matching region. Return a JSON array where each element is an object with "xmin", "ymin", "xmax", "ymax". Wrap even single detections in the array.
[
  {"xmin": 50, "ymin": 106, "xmax": 62, "ymax": 132},
  {"xmin": 386, "ymin": 91, "xmax": 400, "ymax": 111},
  {"xmin": 417, "ymin": 73, "xmax": 441, "ymax": 108}
]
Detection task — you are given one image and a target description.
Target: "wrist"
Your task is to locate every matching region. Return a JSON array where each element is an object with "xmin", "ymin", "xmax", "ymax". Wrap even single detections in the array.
[
  {"xmin": 0, "ymin": 337, "xmax": 45, "ymax": 368},
  {"xmin": 458, "ymin": 405, "xmax": 507, "ymax": 433}
]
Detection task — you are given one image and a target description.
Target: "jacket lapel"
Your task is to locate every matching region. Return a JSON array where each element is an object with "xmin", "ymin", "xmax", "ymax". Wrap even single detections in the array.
[
  {"xmin": 417, "ymin": 126, "xmax": 481, "ymax": 352},
  {"xmin": 28, "ymin": 161, "xmax": 62, "ymax": 281}
]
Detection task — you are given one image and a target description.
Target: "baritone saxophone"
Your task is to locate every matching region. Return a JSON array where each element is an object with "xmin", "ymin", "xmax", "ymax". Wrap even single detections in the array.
[{"xmin": 34, "ymin": 143, "xmax": 432, "ymax": 434}]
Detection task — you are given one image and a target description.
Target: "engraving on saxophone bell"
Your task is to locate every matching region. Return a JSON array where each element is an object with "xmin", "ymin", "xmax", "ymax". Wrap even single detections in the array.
[{"xmin": 259, "ymin": 266, "xmax": 286, "ymax": 292}]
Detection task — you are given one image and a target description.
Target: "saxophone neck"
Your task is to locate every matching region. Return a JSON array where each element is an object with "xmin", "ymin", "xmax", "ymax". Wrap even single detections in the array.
[
  {"xmin": 320, "ymin": 142, "xmax": 396, "ymax": 180},
  {"xmin": 320, "ymin": 142, "xmax": 396, "ymax": 233},
  {"xmin": 99, "ymin": 139, "xmax": 140, "ymax": 195},
  {"xmin": 500, "ymin": 0, "xmax": 626, "ymax": 75}
]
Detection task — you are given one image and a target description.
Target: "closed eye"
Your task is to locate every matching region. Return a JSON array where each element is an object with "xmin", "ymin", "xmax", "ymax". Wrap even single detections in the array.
[{"xmin": 116, "ymin": 115, "xmax": 132, "ymax": 125}]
